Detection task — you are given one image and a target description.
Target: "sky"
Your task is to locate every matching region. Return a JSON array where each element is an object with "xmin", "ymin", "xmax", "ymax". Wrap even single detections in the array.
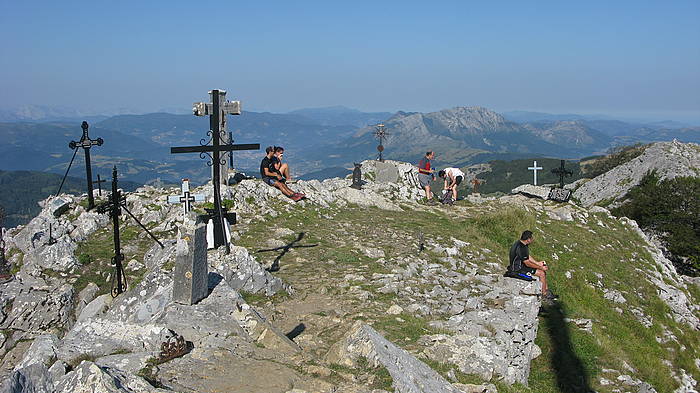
[{"xmin": 1, "ymin": 1, "xmax": 699, "ymax": 122}]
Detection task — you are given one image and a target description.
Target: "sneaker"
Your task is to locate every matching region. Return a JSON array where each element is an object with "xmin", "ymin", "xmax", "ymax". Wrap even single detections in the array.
[
  {"xmin": 543, "ymin": 293, "xmax": 557, "ymax": 301},
  {"xmin": 290, "ymin": 194, "xmax": 303, "ymax": 202},
  {"xmin": 546, "ymin": 290, "xmax": 559, "ymax": 299}
]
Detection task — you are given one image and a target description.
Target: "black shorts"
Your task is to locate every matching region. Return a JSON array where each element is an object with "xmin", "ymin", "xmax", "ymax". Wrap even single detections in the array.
[
  {"xmin": 518, "ymin": 266, "xmax": 536, "ymax": 275},
  {"xmin": 455, "ymin": 176, "xmax": 463, "ymax": 186}
]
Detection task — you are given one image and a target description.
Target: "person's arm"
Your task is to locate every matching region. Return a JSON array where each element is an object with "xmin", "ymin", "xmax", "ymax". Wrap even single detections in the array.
[
  {"xmin": 524, "ymin": 255, "xmax": 548, "ymax": 271},
  {"xmin": 263, "ymin": 166, "xmax": 280, "ymax": 179}
]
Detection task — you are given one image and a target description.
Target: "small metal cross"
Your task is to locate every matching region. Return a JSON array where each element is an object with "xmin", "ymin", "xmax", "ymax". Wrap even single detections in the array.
[
  {"xmin": 68, "ymin": 122, "xmax": 103, "ymax": 209},
  {"xmin": 94, "ymin": 174, "xmax": 106, "ymax": 196},
  {"xmin": 167, "ymin": 179, "xmax": 205, "ymax": 220},
  {"xmin": 551, "ymin": 160, "xmax": 573, "ymax": 188},
  {"xmin": 374, "ymin": 124, "xmax": 389, "ymax": 162}
]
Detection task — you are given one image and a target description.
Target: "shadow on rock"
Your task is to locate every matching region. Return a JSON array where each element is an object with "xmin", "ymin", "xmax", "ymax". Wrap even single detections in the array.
[{"xmin": 541, "ymin": 302, "xmax": 594, "ymax": 393}]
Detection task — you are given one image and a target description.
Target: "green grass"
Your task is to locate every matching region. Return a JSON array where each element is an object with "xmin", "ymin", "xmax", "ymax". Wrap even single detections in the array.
[{"xmin": 232, "ymin": 198, "xmax": 698, "ymax": 392}]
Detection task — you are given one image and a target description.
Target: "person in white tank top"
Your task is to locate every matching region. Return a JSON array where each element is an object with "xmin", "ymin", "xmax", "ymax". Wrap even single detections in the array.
[{"xmin": 438, "ymin": 167, "xmax": 465, "ymax": 201}]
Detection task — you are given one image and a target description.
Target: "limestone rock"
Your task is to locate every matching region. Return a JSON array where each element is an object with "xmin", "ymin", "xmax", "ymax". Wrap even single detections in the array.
[
  {"xmin": 421, "ymin": 276, "xmax": 541, "ymax": 385},
  {"xmin": 0, "ymin": 284, "xmax": 75, "ymax": 334},
  {"xmin": 573, "ymin": 141, "xmax": 700, "ymax": 207},
  {"xmin": 0, "ymin": 363, "xmax": 54, "ymax": 393},
  {"xmin": 56, "ymin": 319, "xmax": 177, "ymax": 366},
  {"xmin": 47, "ymin": 197, "xmax": 70, "ymax": 218},
  {"xmin": 326, "ymin": 322, "xmax": 464, "ymax": 393},
  {"xmin": 75, "ymin": 282, "xmax": 100, "ymax": 318},
  {"xmin": 54, "ymin": 361, "xmax": 169, "ymax": 393},
  {"xmin": 210, "ymin": 246, "xmax": 285, "ymax": 296},
  {"xmin": 511, "ymin": 184, "xmax": 551, "ymax": 200},
  {"xmin": 13, "ymin": 334, "xmax": 59, "ymax": 372}
]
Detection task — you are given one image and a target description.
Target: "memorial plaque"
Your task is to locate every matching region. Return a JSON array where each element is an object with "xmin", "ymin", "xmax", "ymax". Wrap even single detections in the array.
[{"xmin": 548, "ymin": 188, "xmax": 572, "ymax": 202}]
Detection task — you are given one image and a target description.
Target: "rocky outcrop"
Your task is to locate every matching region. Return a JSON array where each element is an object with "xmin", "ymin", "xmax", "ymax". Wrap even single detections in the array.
[
  {"xmin": 421, "ymin": 277, "xmax": 542, "ymax": 385},
  {"xmin": 326, "ymin": 322, "xmax": 466, "ymax": 393},
  {"xmin": 573, "ymin": 141, "xmax": 700, "ymax": 207}
]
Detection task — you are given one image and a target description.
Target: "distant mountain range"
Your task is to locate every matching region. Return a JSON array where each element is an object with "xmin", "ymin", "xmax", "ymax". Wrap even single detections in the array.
[{"xmin": 1, "ymin": 105, "xmax": 699, "ymax": 187}]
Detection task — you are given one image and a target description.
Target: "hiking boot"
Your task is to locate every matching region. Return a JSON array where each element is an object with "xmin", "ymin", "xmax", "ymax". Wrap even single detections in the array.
[
  {"xmin": 546, "ymin": 289, "xmax": 559, "ymax": 299},
  {"xmin": 290, "ymin": 193, "xmax": 303, "ymax": 202}
]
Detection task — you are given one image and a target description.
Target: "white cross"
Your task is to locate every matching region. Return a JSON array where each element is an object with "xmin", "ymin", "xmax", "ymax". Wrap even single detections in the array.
[
  {"xmin": 528, "ymin": 161, "xmax": 543, "ymax": 185},
  {"xmin": 167, "ymin": 179, "xmax": 205, "ymax": 219}
]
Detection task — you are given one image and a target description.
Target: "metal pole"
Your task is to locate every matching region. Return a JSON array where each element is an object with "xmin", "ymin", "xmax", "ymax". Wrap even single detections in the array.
[
  {"xmin": 110, "ymin": 166, "xmax": 125, "ymax": 296},
  {"xmin": 85, "ymin": 147, "xmax": 95, "ymax": 210},
  {"xmin": 212, "ymin": 91, "xmax": 230, "ymax": 254}
]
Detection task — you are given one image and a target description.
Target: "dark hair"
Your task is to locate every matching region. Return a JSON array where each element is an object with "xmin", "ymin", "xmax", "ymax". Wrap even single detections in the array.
[
  {"xmin": 438, "ymin": 170, "xmax": 445, "ymax": 178},
  {"xmin": 265, "ymin": 146, "xmax": 273, "ymax": 154},
  {"xmin": 274, "ymin": 146, "xmax": 285, "ymax": 153},
  {"xmin": 426, "ymin": 151, "xmax": 433, "ymax": 157},
  {"xmin": 521, "ymin": 230, "xmax": 533, "ymax": 241}
]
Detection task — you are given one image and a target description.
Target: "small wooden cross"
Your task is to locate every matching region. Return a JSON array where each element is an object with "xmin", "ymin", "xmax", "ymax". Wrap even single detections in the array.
[{"xmin": 167, "ymin": 179, "xmax": 205, "ymax": 220}]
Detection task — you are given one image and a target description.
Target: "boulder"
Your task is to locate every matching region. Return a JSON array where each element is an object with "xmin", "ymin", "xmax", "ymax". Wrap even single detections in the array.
[
  {"xmin": 511, "ymin": 184, "xmax": 551, "ymax": 200},
  {"xmin": 54, "ymin": 361, "xmax": 169, "ymax": 393},
  {"xmin": 326, "ymin": 322, "xmax": 464, "ymax": 393}
]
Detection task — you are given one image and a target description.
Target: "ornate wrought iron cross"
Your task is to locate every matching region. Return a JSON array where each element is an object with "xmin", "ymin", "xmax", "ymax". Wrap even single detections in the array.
[
  {"xmin": 64, "ymin": 122, "xmax": 104, "ymax": 210},
  {"xmin": 0, "ymin": 206, "xmax": 13, "ymax": 284},
  {"xmin": 551, "ymin": 160, "xmax": 573, "ymax": 188},
  {"xmin": 170, "ymin": 90, "xmax": 260, "ymax": 254},
  {"xmin": 374, "ymin": 123, "xmax": 389, "ymax": 162},
  {"xmin": 97, "ymin": 166, "xmax": 164, "ymax": 297}
]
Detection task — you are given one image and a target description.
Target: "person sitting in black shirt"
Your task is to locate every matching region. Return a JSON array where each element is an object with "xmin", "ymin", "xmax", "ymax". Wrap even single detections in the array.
[
  {"xmin": 260, "ymin": 146, "xmax": 304, "ymax": 201},
  {"xmin": 508, "ymin": 230, "xmax": 556, "ymax": 301}
]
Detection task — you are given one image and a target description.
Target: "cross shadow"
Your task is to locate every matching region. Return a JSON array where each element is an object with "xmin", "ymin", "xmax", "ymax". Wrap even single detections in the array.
[
  {"xmin": 540, "ymin": 302, "xmax": 594, "ymax": 393},
  {"xmin": 285, "ymin": 323, "xmax": 306, "ymax": 340},
  {"xmin": 256, "ymin": 232, "xmax": 318, "ymax": 271}
]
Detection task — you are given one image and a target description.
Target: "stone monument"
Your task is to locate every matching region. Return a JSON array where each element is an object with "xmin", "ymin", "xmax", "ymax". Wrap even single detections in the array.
[
  {"xmin": 173, "ymin": 218, "xmax": 209, "ymax": 305},
  {"xmin": 375, "ymin": 161, "xmax": 399, "ymax": 183}
]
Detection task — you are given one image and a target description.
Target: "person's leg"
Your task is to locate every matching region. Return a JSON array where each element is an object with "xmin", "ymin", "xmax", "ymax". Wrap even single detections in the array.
[
  {"xmin": 451, "ymin": 184, "xmax": 458, "ymax": 200},
  {"xmin": 425, "ymin": 185, "xmax": 432, "ymax": 200},
  {"xmin": 273, "ymin": 181, "xmax": 294, "ymax": 197},
  {"xmin": 279, "ymin": 163, "xmax": 290, "ymax": 180},
  {"xmin": 535, "ymin": 269, "xmax": 548, "ymax": 295}
]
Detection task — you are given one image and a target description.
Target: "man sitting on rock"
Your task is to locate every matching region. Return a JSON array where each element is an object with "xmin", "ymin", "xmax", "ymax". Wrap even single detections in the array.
[
  {"xmin": 260, "ymin": 146, "xmax": 304, "ymax": 201},
  {"xmin": 438, "ymin": 167, "xmax": 464, "ymax": 201},
  {"xmin": 509, "ymin": 230, "xmax": 557, "ymax": 301}
]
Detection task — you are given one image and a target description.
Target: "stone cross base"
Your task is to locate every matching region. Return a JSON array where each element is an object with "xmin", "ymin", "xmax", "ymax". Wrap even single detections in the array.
[{"xmin": 173, "ymin": 221, "xmax": 208, "ymax": 305}]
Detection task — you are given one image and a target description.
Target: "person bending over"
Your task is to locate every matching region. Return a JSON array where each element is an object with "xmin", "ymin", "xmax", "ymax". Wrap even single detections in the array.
[
  {"xmin": 438, "ymin": 167, "xmax": 464, "ymax": 201},
  {"xmin": 260, "ymin": 147, "xmax": 304, "ymax": 201},
  {"xmin": 509, "ymin": 230, "xmax": 557, "ymax": 301}
]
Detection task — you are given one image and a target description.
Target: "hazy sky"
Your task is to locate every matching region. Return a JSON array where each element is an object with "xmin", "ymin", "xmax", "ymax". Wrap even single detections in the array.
[{"xmin": 1, "ymin": 1, "xmax": 699, "ymax": 121}]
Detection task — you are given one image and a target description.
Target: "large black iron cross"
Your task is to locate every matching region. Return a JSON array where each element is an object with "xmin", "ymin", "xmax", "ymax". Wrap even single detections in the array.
[
  {"xmin": 69, "ymin": 122, "xmax": 103, "ymax": 209},
  {"xmin": 97, "ymin": 166, "xmax": 163, "ymax": 297},
  {"xmin": 170, "ymin": 90, "xmax": 260, "ymax": 254},
  {"xmin": 551, "ymin": 160, "xmax": 573, "ymax": 188}
]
